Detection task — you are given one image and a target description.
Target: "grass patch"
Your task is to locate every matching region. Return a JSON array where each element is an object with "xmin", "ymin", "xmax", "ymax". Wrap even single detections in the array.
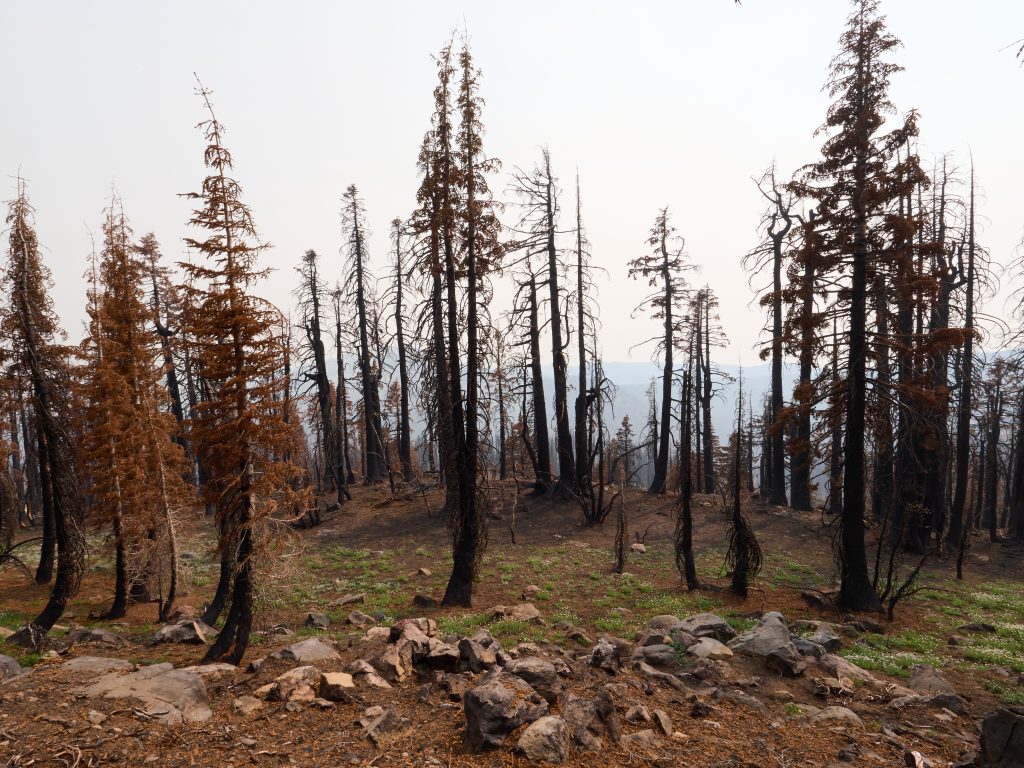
[{"xmin": 984, "ymin": 680, "xmax": 1024, "ymax": 706}]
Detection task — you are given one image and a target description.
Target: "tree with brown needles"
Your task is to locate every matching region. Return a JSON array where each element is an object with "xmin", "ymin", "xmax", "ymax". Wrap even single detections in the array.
[
  {"xmin": 792, "ymin": 0, "xmax": 912, "ymax": 611},
  {"xmin": 81, "ymin": 200, "xmax": 192, "ymax": 621},
  {"xmin": 181, "ymin": 84, "xmax": 307, "ymax": 664},
  {"xmin": 3, "ymin": 180, "xmax": 86, "ymax": 642},
  {"xmin": 440, "ymin": 39, "xmax": 503, "ymax": 606},
  {"xmin": 628, "ymin": 208, "xmax": 693, "ymax": 494}
]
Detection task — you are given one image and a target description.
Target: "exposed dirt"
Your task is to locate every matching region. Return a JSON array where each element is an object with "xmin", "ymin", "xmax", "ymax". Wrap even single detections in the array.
[{"xmin": 1, "ymin": 485, "xmax": 1021, "ymax": 767}]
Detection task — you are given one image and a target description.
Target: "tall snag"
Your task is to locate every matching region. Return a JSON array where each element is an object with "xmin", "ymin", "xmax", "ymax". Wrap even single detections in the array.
[
  {"xmin": 181, "ymin": 86, "xmax": 306, "ymax": 663},
  {"xmin": 628, "ymin": 208, "xmax": 692, "ymax": 494},
  {"xmin": 3, "ymin": 180, "xmax": 86, "ymax": 640},
  {"xmin": 341, "ymin": 185, "xmax": 386, "ymax": 485}
]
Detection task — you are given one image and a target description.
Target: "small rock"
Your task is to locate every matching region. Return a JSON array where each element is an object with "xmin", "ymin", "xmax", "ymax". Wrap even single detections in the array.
[
  {"xmin": 347, "ymin": 610, "xmax": 376, "ymax": 627},
  {"xmin": 490, "ymin": 604, "xmax": 544, "ymax": 624},
  {"xmin": 305, "ymin": 612, "xmax": 330, "ymax": 629},
  {"xmin": 632, "ymin": 644, "xmax": 678, "ymax": 668},
  {"xmin": 947, "ymin": 634, "xmax": 966, "ymax": 647},
  {"xmin": 504, "ymin": 657, "xmax": 562, "ymax": 704},
  {"xmin": 810, "ymin": 706, "xmax": 864, "ymax": 729},
  {"xmin": 629, "ymin": 543, "xmax": 647, "ymax": 554},
  {"xmin": 652, "ymin": 709, "xmax": 673, "ymax": 736},
  {"xmin": 621, "ymin": 728, "xmax": 659, "ymax": 747},
  {"xmin": 363, "ymin": 705, "xmax": 411, "ymax": 747},
  {"xmin": 412, "ymin": 594, "xmax": 437, "ymax": 609},
  {"xmin": 0, "ymin": 654, "xmax": 22, "ymax": 682},
  {"xmin": 278, "ymin": 637, "xmax": 340, "ymax": 663},
  {"xmin": 233, "ymin": 695, "xmax": 264, "ymax": 716},
  {"xmin": 347, "ymin": 659, "xmax": 392, "ymax": 689},
  {"xmin": 907, "ymin": 664, "xmax": 954, "ymax": 696},
  {"xmin": 417, "ymin": 567, "xmax": 432, "ymax": 576},
  {"xmin": 86, "ymin": 709, "xmax": 107, "ymax": 725},
  {"xmin": 807, "ymin": 627, "xmax": 843, "ymax": 652},
  {"xmin": 154, "ymin": 620, "xmax": 211, "ymax": 645},
  {"xmin": 625, "ymin": 704, "xmax": 651, "ymax": 723},
  {"xmin": 332, "ymin": 593, "xmax": 366, "ymax": 606},
  {"xmin": 320, "ymin": 672, "xmax": 357, "ymax": 702},
  {"xmin": 688, "ymin": 638, "xmax": 733, "ymax": 661},
  {"xmin": 958, "ymin": 622, "xmax": 997, "ymax": 634},
  {"xmin": 522, "ymin": 585, "xmax": 541, "ymax": 600},
  {"xmin": 673, "ymin": 613, "xmax": 737, "ymax": 643},
  {"xmin": 459, "ymin": 637, "xmax": 499, "ymax": 673},
  {"xmin": 516, "ymin": 715, "xmax": 571, "ymax": 764}
]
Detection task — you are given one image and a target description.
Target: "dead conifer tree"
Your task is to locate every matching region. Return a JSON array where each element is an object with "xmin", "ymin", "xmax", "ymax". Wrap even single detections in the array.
[
  {"xmin": 341, "ymin": 185, "xmax": 386, "ymax": 485},
  {"xmin": 181, "ymin": 84, "xmax": 306, "ymax": 663},
  {"xmin": 726, "ymin": 375, "xmax": 761, "ymax": 598},
  {"xmin": 628, "ymin": 208, "xmax": 693, "ymax": 494},
  {"xmin": 81, "ymin": 198, "xmax": 191, "ymax": 620},
  {"xmin": 3, "ymin": 180, "xmax": 86, "ymax": 640}
]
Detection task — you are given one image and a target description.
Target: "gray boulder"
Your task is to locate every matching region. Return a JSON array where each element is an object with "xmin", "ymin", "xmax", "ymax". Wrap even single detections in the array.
[
  {"xmin": 0, "ymin": 654, "xmax": 20, "ymax": 682},
  {"xmin": 979, "ymin": 707, "xmax": 1024, "ymax": 767},
  {"xmin": 154, "ymin": 620, "xmax": 212, "ymax": 645},
  {"xmin": 562, "ymin": 689, "xmax": 621, "ymax": 751},
  {"xmin": 632, "ymin": 643, "xmax": 678, "ymax": 668},
  {"xmin": 463, "ymin": 672, "xmax": 549, "ymax": 751},
  {"xmin": 673, "ymin": 613, "xmax": 737, "ymax": 643},
  {"xmin": 78, "ymin": 662, "xmax": 211, "ymax": 724},
  {"xmin": 907, "ymin": 664, "xmax": 954, "ymax": 696},
  {"xmin": 504, "ymin": 657, "xmax": 562, "ymax": 704},
  {"xmin": 810, "ymin": 705, "xmax": 864, "ymax": 729},
  {"xmin": 806, "ymin": 627, "xmax": 842, "ymax": 652},
  {"xmin": 688, "ymin": 637, "xmax": 733, "ymax": 661},
  {"xmin": 363, "ymin": 705, "xmax": 411, "ymax": 747},
  {"xmin": 729, "ymin": 612, "xmax": 806, "ymax": 677},
  {"xmin": 459, "ymin": 637, "xmax": 499, "ymax": 673},
  {"xmin": 645, "ymin": 615, "xmax": 680, "ymax": 634},
  {"xmin": 304, "ymin": 612, "xmax": 330, "ymax": 629},
  {"xmin": 278, "ymin": 637, "xmax": 340, "ymax": 663},
  {"xmin": 68, "ymin": 627, "xmax": 129, "ymax": 647},
  {"xmin": 268, "ymin": 665, "xmax": 321, "ymax": 702},
  {"xmin": 516, "ymin": 716, "xmax": 571, "ymax": 764}
]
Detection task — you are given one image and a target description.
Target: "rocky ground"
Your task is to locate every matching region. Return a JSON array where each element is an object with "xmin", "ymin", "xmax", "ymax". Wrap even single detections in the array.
[
  {"xmin": 2, "ymin": 488, "xmax": 1024, "ymax": 766},
  {"xmin": 1, "ymin": 600, "xmax": 1021, "ymax": 766}
]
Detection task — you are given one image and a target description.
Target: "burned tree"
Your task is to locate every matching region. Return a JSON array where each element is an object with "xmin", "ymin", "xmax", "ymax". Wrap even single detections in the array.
[
  {"xmin": 341, "ymin": 185, "xmax": 386, "ymax": 485},
  {"xmin": 628, "ymin": 208, "xmax": 692, "ymax": 494},
  {"xmin": 3, "ymin": 180, "xmax": 86, "ymax": 639},
  {"xmin": 181, "ymin": 86, "xmax": 306, "ymax": 663}
]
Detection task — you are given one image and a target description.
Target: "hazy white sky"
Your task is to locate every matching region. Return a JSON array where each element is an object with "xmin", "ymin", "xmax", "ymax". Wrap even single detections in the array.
[{"xmin": 3, "ymin": 1, "xmax": 1023, "ymax": 363}]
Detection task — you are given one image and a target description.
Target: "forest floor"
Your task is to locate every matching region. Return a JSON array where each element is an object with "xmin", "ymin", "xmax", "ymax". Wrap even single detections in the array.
[{"xmin": 2, "ymin": 484, "xmax": 1024, "ymax": 767}]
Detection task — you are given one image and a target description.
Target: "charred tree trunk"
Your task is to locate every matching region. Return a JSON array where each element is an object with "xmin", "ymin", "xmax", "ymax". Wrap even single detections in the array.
[{"xmin": 948, "ymin": 167, "xmax": 977, "ymax": 552}]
